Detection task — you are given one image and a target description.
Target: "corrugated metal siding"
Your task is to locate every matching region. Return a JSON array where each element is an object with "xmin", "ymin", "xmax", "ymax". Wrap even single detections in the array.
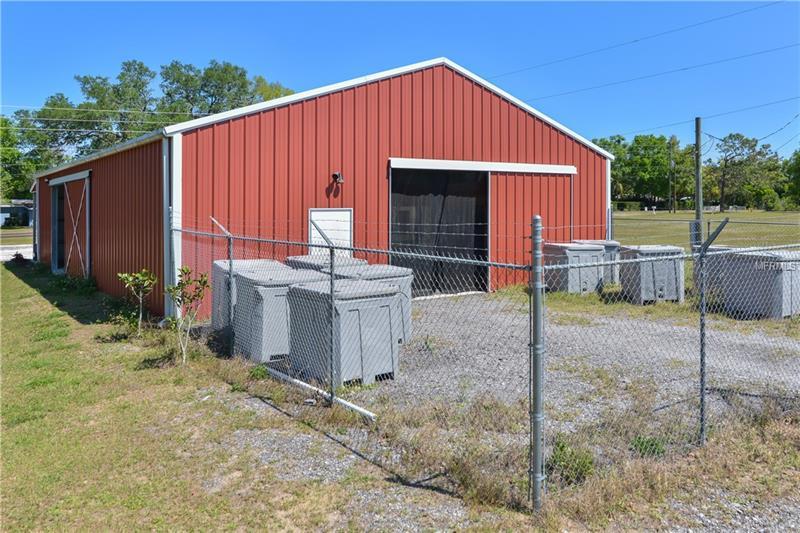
[
  {"xmin": 36, "ymin": 141, "xmax": 164, "ymax": 314},
  {"xmin": 38, "ymin": 181, "xmax": 51, "ymax": 266},
  {"xmin": 179, "ymin": 64, "xmax": 607, "ymax": 299},
  {"xmin": 182, "ymin": 65, "xmax": 606, "ymax": 257}
]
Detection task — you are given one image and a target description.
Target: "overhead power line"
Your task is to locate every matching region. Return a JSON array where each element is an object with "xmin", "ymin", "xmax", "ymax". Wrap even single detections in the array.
[
  {"xmin": 527, "ymin": 43, "xmax": 799, "ymax": 101},
  {"xmin": 488, "ymin": 1, "xmax": 784, "ymax": 79},
  {"xmin": 775, "ymin": 131, "xmax": 800, "ymax": 151},
  {"xmin": 8, "ymin": 116, "xmax": 173, "ymax": 126},
  {"xmin": 705, "ymin": 112, "xmax": 799, "ymax": 144},
  {"xmin": 1, "ymin": 104, "xmax": 210, "ymax": 116},
  {"xmin": 0, "ymin": 126, "xmax": 152, "ymax": 134},
  {"xmin": 757, "ymin": 113, "xmax": 800, "ymax": 141},
  {"xmin": 618, "ymin": 96, "xmax": 800, "ymax": 136}
]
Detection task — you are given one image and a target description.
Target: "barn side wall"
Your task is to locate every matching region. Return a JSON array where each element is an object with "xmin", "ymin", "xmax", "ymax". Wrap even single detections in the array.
[
  {"xmin": 36, "ymin": 141, "xmax": 165, "ymax": 314},
  {"xmin": 180, "ymin": 64, "xmax": 607, "ymax": 258}
]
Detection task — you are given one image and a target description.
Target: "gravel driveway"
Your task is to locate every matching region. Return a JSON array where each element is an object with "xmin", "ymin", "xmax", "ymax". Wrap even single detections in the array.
[{"xmin": 343, "ymin": 292, "xmax": 799, "ymax": 431}]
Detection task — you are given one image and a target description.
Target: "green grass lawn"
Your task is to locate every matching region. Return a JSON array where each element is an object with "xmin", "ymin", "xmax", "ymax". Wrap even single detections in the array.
[
  {"xmin": 613, "ymin": 210, "xmax": 799, "ymax": 249},
  {"xmin": 0, "ymin": 227, "xmax": 33, "ymax": 246},
  {"xmin": 0, "ymin": 263, "xmax": 367, "ymax": 530}
]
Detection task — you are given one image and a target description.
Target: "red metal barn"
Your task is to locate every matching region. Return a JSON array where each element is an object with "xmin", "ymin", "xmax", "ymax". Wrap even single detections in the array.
[{"xmin": 33, "ymin": 58, "xmax": 613, "ymax": 315}]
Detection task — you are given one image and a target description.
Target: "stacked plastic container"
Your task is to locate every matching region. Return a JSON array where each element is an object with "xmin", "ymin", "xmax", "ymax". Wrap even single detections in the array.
[
  {"xmin": 573, "ymin": 239, "xmax": 621, "ymax": 285},
  {"xmin": 543, "ymin": 242, "xmax": 604, "ymax": 294},
  {"xmin": 619, "ymin": 245, "xmax": 685, "ymax": 304},
  {"xmin": 322, "ymin": 264, "xmax": 413, "ymax": 343},
  {"xmin": 233, "ymin": 269, "xmax": 328, "ymax": 362},
  {"xmin": 287, "ymin": 279, "xmax": 403, "ymax": 387},
  {"xmin": 723, "ymin": 250, "xmax": 800, "ymax": 319},
  {"xmin": 211, "ymin": 259, "xmax": 292, "ymax": 331}
]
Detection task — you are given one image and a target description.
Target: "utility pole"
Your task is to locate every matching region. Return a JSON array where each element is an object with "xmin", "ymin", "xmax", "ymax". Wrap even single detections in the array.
[
  {"xmin": 668, "ymin": 135, "xmax": 676, "ymax": 213},
  {"xmin": 694, "ymin": 117, "xmax": 703, "ymax": 244}
]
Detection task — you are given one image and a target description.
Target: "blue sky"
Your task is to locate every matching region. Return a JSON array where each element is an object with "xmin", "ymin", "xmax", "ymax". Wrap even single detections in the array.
[{"xmin": 2, "ymin": 1, "xmax": 799, "ymax": 156}]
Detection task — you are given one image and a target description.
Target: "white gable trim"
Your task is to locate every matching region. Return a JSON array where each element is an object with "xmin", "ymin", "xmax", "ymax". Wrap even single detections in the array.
[
  {"xmin": 47, "ymin": 169, "xmax": 90, "ymax": 186},
  {"xmin": 162, "ymin": 58, "xmax": 614, "ymax": 161},
  {"xmin": 390, "ymin": 158, "xmax": 576, "ymax": 175},
  {"xmin": 33, "ymin": 131, "xmax": 163, "ymax": 180}
]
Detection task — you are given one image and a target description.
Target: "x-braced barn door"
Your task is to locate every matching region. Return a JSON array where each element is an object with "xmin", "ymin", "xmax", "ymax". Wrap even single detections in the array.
[{"xmin": 50, "ymin": 171, "xmax": 90, "ymax": 278}]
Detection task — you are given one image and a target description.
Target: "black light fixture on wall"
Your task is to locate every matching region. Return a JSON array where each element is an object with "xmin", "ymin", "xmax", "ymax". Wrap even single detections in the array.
[{"xmin": 332, "ymin": 172, "xmax": 345, "ymax": 184}]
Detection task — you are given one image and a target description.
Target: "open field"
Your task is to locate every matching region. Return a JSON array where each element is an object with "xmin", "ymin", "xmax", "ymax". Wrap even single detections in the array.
[
  {"xmin": 2, "ymin": 261, "xmax": 799, "ymax": 530},
  {"xmin": 613, "ymin": 210, "xmax": 799, "ymax": 249},
  {"xmin": 0, "ymin": 227, "xmax": 33, "ymax": 246}
]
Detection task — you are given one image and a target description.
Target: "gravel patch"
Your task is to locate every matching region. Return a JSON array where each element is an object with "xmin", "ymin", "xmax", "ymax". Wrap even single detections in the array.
[
  {"xmin": 662, "ymin": 490, "xmax": 800, "ymax": 532},
  {"xmin": 345, "ymin": 486, "xmax": 473, "ymax": 531},
  {"xmin": 342, "ymin": 293, "xmax": 798, "ymax": 425},
  {"xmin": 227, "ymin": 427, "xmax": 358, "ymax": 482}
]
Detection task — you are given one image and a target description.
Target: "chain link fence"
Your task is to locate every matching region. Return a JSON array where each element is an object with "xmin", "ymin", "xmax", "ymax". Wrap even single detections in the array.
[{"xmin": 173, "ymin": 214, "xmax": 799, "ymax": 512}]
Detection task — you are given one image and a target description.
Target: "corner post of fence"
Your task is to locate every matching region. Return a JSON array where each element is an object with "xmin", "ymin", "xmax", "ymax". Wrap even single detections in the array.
[
  {"xmin": 529, "ymin": 215, "xmax": 545, "ymax": 511},
  {"xmin": 211, "ymin": 217, "xmax": 235, "ymax": 355}
]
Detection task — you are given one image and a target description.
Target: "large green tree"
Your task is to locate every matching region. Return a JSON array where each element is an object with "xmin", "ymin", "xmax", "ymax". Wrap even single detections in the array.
[
  {"xmin": 11, "ymin": 59, "xmax": 293, "ymax": 165},
  {"xmin": 1, "ymin": 117, "xmax": 35, "ymax": 199},
  {"xmin": 706, "ymin": 133, "xmax": 782, "ymax": 211}
]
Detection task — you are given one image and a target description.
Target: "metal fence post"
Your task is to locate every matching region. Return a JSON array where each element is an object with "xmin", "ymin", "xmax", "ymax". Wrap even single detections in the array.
[
  {"xmin": 227, "ymin": 233, "xmax": 234, "ymax": 354},
  {"xmin": 329, "ymin": 244, "xmax": 336, "ymax": 404},
  {"xmin": 210, "ymin": 217, "xmax": 235, "ymax": 355},
  {"xmin": 696, "ymin": 217, "xmax": 728, "ymax": 446},
  {"xmin": 529, "ymin": 215, "xmax": 545, "ymax": 511},
  {"xmin": 698, "ymin": 251, "xmax": 707, "ymax": 446}
]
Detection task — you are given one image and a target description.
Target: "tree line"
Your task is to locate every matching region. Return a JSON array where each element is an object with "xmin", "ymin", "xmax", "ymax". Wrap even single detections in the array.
[
  {"xmin": 1, "ymin": 59, "xmax": 293, "ymax": 199},
  {"xmin": 593, "ymin": 133, "xmax": 800, "ymax": 212}
]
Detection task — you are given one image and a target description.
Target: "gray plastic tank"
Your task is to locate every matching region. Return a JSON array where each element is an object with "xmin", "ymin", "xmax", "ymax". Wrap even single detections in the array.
[
  {"xmin": 573, "ymin": 239, "xmax": 621, "ymax": 285},
  {"xmin": 211, "ymin": 259, "xmax": 291, "ymax": 331},
  {"xmin": 322, "ymin": 264, "xmax": 414, "ymax": 343},
  {"xmin": 285, "ymin": 254, "xmax": 368, "ymax": 271},
  {"xmin": 543, "ymin": 242, "xmax": 604, "ymax": 294},
  {"xmin": 693, "ymin": 245, "xmax": 736, "ymax": 311},
  {"xmin": 287, "ymin": 279, "xmax": 403, "ymax": 387},
  {"xmin": 232, "ymin": 269, "xmax": 328, "ymax": 362},
  {"xmin": 723, "ymin": 250, "xmax": 799, "ymax": 319},
  {"xmin": 619, "ymin": 245, "xmax": 685, "ymax": 304}
]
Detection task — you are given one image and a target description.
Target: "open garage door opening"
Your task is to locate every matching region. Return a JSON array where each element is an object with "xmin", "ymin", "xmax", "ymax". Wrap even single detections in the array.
[{"xmin": 390, "ymin": 168, "xmax": 488, "ymax": 297}]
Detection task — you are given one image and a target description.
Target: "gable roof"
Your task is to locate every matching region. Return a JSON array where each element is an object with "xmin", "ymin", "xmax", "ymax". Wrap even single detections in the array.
[
  {"xmin": 34, "ymin": 57, "xmax": 613, "ymax": 180},
  {"xmin": 163, "ymin": 57, "xmax": 614, "ymax": 160}
]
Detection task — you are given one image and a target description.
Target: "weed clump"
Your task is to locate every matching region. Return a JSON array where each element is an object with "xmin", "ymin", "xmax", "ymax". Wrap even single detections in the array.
[
  {"xmin": 546, "ymin": 434, "xmax": 595, "ymax": 486},
  {"xmin": 630, "ymin": 435, "xmax": 666, "ymax": 458}
]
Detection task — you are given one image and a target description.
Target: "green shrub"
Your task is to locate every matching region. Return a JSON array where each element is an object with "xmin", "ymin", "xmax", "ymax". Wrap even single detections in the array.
[
  {"xmin": 48, "ymin": 275, "xmax": 97, "ymax": 295},
  {"xmin": 546, "ymin": 434, "xmax": 595, "ymax": 485},
  {"xmin": 249, "ymin": 365, "xmax": 269, "ymax": 381},
  {"xmin": 614, "ymin": 201, "xmax": 642, "ymax": 212},
  {"xmin": 630, "ymin": 435, "xmax": 666, "ymax": 458}
]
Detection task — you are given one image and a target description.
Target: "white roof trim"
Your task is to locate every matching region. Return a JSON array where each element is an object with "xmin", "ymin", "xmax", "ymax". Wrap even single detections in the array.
[
  {"xmin": 162, "ymin": 57, "xmax": 614, "ymax": 161},
  {"xmin": 33, "ymin": 131, "xmax": 163, "ymax": 180},
  {"xmin": 47, "ymin": 169, "xmax": 90, "ymax": 186},
  {"xmin": 390, "ymin": 158, "xmax": 576, "ymax": 175}
]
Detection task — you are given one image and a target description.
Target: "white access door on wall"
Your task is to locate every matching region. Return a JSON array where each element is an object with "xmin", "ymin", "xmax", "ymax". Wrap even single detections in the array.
[{"xmin": 308, "ymin": 208, "xmax": 353, "ymax": 256}]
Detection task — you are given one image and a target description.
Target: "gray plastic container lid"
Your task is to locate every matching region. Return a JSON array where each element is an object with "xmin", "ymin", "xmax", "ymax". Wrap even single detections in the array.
[
  {"xmin": 621, "ymin": 244, "xmax": 684, "ymax": 255},
  {"xmin": 235, "ymin": 269, "xmax": 328, "ymax": 287},
  {"xmin": 573, "ymin": 239, "xmax": 621, "ymax": 247},
  {"xmin": 322, "ymin": 264, "xmax": 412, "ymax": 280},
  {"xmin": 732, "ymin": 250, "xmax": 800, "ymax": 262},
  {"xmin": 291, "ymin": 279, "xmax": 399, "ymax": 300},
  {"xmin": 213, "ymin": 259, "xmax": 290, "ymax": 272},
  {"xmin": 544, "ymin": 242, "xmax": 604, "ymax": 251},
  {"xmin": 286, "ymin": 254, "xmax": 367, "ymax": 267}
]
